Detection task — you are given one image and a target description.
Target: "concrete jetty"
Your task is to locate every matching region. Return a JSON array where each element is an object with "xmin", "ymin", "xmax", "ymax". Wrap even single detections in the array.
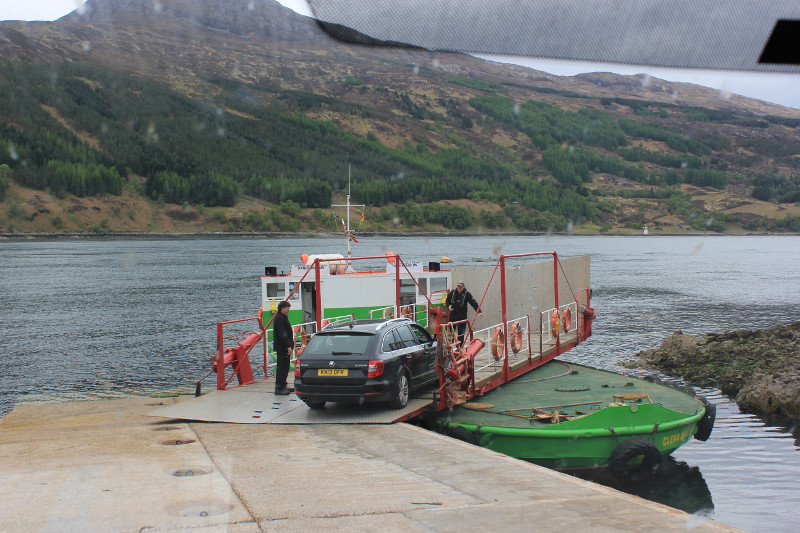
[{"xmin": 0, "ymin": 396, "xmax": 739, "ymax": 532}]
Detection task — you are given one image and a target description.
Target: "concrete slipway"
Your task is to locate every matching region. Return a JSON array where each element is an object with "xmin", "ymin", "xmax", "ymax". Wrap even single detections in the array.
[{"xmin": 0, "ymin": 396, "xmax": 739, "ymax": 532}]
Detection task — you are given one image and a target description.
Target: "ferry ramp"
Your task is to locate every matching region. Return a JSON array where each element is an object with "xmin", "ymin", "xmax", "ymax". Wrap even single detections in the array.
[
  {"xmin": 149, "ymin": 379, "xmax": 432, "ymax": 424},
  {"xmin": 147, "ymin": 328, "xmax": 579, "ymax": 424},
  {"xmin": 0, "ymin": 396, "xmax": 740, "ymax": 532}
]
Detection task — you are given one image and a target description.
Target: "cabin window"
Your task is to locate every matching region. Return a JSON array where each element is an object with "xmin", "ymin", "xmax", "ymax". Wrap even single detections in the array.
[
  {"xmin": 266, "ymin": 283, "xmax": 286, "ymax": 299},
  {"xmin": 400, "ymin": 278, "xmax": 416, "ymax": 305},
  {"xmin": 430, "ymin": 277, "xmax": 447, "ymax": 293},
  {"xmin": 287, "ymin": 282, "xmax": 299, "ymax": 300},
  {"xmin": 416, "ymin": 277, "xmax": 428, "ymax": 296}
]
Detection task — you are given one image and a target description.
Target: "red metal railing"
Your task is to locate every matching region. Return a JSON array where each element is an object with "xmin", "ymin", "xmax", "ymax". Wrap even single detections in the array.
[
  {"xmin": 211, "ymin": 316, "xmax": 268, "ymax": 391},
  {"xmin": 434, "ymin": 252, "xmax": 593, "ymax": 409}
]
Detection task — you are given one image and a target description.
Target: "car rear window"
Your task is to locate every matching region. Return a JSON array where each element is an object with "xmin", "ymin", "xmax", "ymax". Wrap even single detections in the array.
[{"xmin": 303, "ymin": 332, "xmax": 372, "ymax": 355}]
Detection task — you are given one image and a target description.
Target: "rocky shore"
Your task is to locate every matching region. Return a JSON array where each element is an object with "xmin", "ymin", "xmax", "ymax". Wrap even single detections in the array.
[{"xmin": 622, "ymin": 323, "xmax": 800, "ymax": 419}]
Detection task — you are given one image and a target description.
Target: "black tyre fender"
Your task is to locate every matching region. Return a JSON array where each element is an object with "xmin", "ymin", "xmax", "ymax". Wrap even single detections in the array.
[
  {"xmin": 694, "ymin": 402, "xmax": 716, "ymax": 442},
  {"xmin": 445, "ymin": 425, "xmax": 479, "ymax": 445},
  {"xmin": 609, "ymin": 438, "xmax": 662, "ymax": 484},
  {"xmin": 388, "ymin": 370, "xmax": 410, "ymax": 409}
]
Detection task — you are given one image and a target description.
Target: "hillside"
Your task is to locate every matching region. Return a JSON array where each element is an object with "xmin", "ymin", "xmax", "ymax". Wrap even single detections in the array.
[{"xmin": 1, "ymin": 0, "xmax": 799, "ymax": 235}]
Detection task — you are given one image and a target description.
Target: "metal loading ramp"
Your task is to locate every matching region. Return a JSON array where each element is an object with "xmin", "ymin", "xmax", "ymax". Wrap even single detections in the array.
[
  {"xmin": 149, "ymin": 327, "xmax": 578, "ymax": 425},
  {"xmin": 148, "ymin": 380, "xmax": 431, "ymax": 424}
]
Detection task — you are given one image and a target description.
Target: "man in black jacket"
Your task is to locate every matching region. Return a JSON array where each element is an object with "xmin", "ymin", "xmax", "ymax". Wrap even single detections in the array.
[
  {"xmin": 273, "ymin": 301, "xmax": 294, "ymax": 395},
  {"xmin": 445, "ymin": 280, "xmax": 483, "ymax": 346}
]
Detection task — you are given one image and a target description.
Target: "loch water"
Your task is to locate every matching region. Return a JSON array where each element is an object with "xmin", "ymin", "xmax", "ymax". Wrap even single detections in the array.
[{"xmin": 1, "ymin": 234, "xmax": 798, "ymax": 531}]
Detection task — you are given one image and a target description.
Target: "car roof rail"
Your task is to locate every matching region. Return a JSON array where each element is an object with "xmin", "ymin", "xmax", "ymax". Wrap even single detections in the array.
[
  {"xmin": 322, "ymin": 318, "xmax": 361, "ymax": 330},
  {"xmin": 377, "ymin": 317, "xmax": 410, "ymax": 330}
]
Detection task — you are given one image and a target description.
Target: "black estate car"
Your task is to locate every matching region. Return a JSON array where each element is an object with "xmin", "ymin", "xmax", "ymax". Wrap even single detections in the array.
[{"xmin": 293, "ymin": 318, "xmax": 438, "ymax": 409}]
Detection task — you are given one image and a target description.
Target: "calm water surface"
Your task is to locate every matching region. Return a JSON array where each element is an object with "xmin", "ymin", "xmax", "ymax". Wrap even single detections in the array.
[{"xmin": 1, "ymin": 235, "xmax": 798, "ymax": 531}]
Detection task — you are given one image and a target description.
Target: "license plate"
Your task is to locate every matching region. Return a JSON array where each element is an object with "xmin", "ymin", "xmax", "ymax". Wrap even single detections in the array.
[{"xmin": 318, "ymin": 369, "xmax": 348, "ymax": 377}]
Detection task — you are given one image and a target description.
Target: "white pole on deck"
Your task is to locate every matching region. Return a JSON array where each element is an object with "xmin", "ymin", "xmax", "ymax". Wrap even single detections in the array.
[
  {"xmin": 346, "ymin": 163, "xmax": 351, "ymax": 257},
  {"xmin": 332, "ymin": 162, "xmax": 364, "ymax": 261}
]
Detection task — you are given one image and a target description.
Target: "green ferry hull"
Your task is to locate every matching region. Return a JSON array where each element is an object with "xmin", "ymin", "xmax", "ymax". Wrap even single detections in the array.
[
  {"xmin": 454, "ymin": 403, "xmax": 703, "ymax": 470},
  {"xmin": 441, "ymin": 361, "xmax": 708, "ymax": 472}
]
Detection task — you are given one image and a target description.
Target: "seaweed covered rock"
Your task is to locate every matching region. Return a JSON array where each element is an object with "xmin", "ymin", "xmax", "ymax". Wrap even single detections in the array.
[
  {"xmin": 737, "ymin": 374, "xmax": 800, "ymax": 419},
  {"xmin": 624, "ymin": 323, "xmax": 800, "ymax": 419}
]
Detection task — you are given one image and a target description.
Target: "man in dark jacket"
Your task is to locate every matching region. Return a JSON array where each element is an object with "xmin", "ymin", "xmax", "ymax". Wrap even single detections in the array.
[
  {"xmin": 273, "ymin": 301, "xmax": 294, "ymax": 395},
  {"xmin": 445, "ymin": 281, "xmax": 483, "ymax": 346}
]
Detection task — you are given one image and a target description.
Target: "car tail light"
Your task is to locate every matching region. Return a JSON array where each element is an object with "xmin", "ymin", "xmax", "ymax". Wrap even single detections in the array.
[
  {"xmin": 367, "ymin": 360, "xmax": 384, "ymax": 378},
  {"xmin": 294, "ymin": 359, "xmax": 301, "ymax": 377}
]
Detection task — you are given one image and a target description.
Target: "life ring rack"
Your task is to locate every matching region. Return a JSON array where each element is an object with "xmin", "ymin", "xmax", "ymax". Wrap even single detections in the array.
[
  {"xmin": 561, "ymin": 306, "xmax": 572, "ymax": 333},
  {"xmin": 490, "ymin": 327, "xmax": 504, "ymax": 361},
  {"xmin": 550, "ymin": 310, "xmax": 560, "ymax": 337},
  {"xmin": 510, "ymin": 321, "xmax": 523, "ymax": 354},
  {"xmin": 293, "ymin": 325, "xmax": 308, "ymax": 355}
]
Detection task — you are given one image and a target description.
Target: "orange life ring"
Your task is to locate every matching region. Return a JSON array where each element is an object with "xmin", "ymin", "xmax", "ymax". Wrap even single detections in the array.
[
  {"xmin": 293, "ymin": 325, "xmax": 308, "ymax": 347},
  {"xmin": 401, "ymin": 305, "xmax": 413, "ymax": 320},
  {"xmin": 562, "ymin": 307, "xmax": 572, "ymax": 333},
  {"xmin": 551, "ymin": 310, "xmax": 560, "ymax": 336},
  {"xmin": 510, "ymin": 321, "xmax": 523, "ymax": 354},
  {"xmin": 491, "ymin": 326, "xmax": 505, "ymax": 361},
  {"xmin": 257, "ymin": 307, "xmax": 264, "ymax": 328}
]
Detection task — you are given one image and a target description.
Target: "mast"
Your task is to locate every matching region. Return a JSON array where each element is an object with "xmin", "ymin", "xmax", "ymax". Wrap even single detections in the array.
[
  {"xmin": 332, "ymin": 162, "xmax": 365, "ymax": 258},
  {"xmin": 346, "ymin": 165, "xmax": 352, "ymax": 256}
]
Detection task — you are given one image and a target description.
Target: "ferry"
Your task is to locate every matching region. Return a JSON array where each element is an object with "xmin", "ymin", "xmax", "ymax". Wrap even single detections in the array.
[{"xmin": 172, "ymin": 190, "xmax": 713, "ymax": 484}]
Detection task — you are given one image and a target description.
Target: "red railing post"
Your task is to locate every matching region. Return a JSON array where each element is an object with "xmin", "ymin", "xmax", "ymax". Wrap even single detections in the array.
[
  {"xmin": 216, "ymin": 321, "xmax": 225, "ymax": 390},
  {"xmin": 499, "ymin": 255, "xmax": 509, "ymax": 381},
  {"xmin": 314, "ymin": 259, "xmax": 322, "ymax": 329},
  {"xmin": 395, "ymin": 254, "xmax": 401, "ymax": 316},
  {"xmin": 553, "ymin": 252, "xmax": 560, "ymax": 356}
]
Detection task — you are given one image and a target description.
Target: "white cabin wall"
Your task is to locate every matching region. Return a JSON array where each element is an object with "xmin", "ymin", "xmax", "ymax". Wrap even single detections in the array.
[{"xmin": 320, "ymin": 274, "xmax": 397, "ymax": 309}]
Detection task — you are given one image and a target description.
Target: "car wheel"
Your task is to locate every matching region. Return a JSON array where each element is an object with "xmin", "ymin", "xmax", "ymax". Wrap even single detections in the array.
[
  {"xmin": 389, "ymin": 371, "xmax": 410, "ymax": 409},
  {"xmin": 303, "ymin": 399, "xmax": 326, "ymax": 409}
]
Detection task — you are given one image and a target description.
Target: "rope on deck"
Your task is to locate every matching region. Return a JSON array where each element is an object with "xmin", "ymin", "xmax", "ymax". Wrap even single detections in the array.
[{"xmin": 506, "ymin": 360, "xmax": 575, "ymax": 384}]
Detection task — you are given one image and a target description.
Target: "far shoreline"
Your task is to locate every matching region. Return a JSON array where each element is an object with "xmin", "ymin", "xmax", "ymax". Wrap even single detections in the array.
[{"xmin": 1, "ymin": 230, "xmax": 797, "ymax": 241}]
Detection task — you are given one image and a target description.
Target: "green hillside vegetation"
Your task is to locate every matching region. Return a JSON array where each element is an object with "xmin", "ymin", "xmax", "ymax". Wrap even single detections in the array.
[{"xmin": 1, "ymin": 60, "xmax": 799, "ymax": 235}]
